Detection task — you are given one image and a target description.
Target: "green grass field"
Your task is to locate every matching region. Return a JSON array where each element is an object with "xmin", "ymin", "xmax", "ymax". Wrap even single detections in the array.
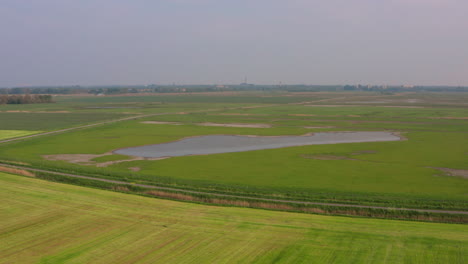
[
  {"xmin": 1, "ymin": 172, "xmax": 466, "ymax": 264},
  {"xmin": 0, "ymin": 130, "xmax": 42, "ymax": 140},
  {"xmin": 0, "ymin": 97, "xmax": 466, "ymax": 209},
  {"xmin": 0, "ymin": 112, "xmax": 125, "ymax": 131}
]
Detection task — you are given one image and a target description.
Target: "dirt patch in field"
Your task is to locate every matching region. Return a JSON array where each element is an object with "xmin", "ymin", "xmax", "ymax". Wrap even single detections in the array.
[
  {"xmin": 141, "ymin": 121, "xmax": 182, "ymax": 125},
  {"xmin": 43, "ymin": 154, "xmax": 106, "ymax": 164},
  {"xmin": 430, "ymin": 117, "xmax": 468, "ymax": 120},
  {"xmin": 300, "ymin": 154, "xmax": 356, "ymax": 160},
  {"xmin": 305, "ymin": 104, "xmax": 361, "ymax": 107},
  {"xmin": 197, "ymin": 122, "xmax": 272, "ymax": 128},
  {"xmin": 141, "ymin": 121, "xmax": 272, "ymax": 128},
  {"xmin": 304, "ymin": 126, "xmax": 335, "ymax": 129},
  {"xmin": 289, "ymin": 114, "xmax": 317, "ymax": 117},
  {"xmin": 112, "ymin": 186, "xmax": 131, "ymax": 192},
  {"xmin": 431, "ymin": 167, "xmax": 468, "ymax": 179},
  {"xmin": 129, "ymin": 167, "xmax": 141, "ymax": 172},
  {"xmin": 3, "ymin": 110, "xmax": 70, "ymax": 113},
  {"xmin": 212, "ymin": 113, "xmax": 264, "ymax": 116},
  {"xmin": 43, "ymin": 153, "xmax": 168, "ymax": 167},
  {"xmin": 382, "ymin": 106, "xmax": 424, "ymax": 108},
  {"xmin": 0, "ymin": 166, "xmax": 35, "ymax": 177}
]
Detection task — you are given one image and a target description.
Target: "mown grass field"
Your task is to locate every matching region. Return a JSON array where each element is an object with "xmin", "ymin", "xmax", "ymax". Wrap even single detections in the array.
[{"xmin": 1, "ymin": 172, "xmax": 466, "ymax": 264}]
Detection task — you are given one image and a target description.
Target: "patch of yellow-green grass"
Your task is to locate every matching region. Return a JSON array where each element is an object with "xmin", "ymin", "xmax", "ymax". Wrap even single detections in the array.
[
  {"xmin": 0, "ymin": 130, "xmax": 42, "ymax": 140},
  {"xmin": 0, "ymin": 172, "xmax": 466, "ymax": 264}
]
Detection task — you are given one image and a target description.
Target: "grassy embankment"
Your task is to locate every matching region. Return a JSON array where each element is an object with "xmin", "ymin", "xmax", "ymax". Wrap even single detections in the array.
[{"xmin": 1, "ymin": 172, "xmax": 466, "ymax": 264}]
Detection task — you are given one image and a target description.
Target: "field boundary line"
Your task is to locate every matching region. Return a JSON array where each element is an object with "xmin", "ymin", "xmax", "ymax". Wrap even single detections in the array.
[{"xmin": 2, "ymin": 163, "xmax": 467, "ymax": 215}]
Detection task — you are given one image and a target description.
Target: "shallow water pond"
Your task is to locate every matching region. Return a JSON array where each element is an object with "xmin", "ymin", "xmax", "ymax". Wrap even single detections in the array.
[{"xmin": 114, "ymin": 132, "xmax": 400, "ymax": 158}]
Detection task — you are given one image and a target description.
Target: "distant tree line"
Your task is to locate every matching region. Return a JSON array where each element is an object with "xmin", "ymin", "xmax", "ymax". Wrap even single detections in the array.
[
  {"xmin": 0, "ymin": 94, "xmax": 54, "ymax": 104},
  {"xmin": 0, "ymin": 84, "xmax": 467, "ymax": 95}
]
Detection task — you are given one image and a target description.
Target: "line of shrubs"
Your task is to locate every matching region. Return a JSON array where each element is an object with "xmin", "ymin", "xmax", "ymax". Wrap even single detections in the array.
[{"xmin": 0, "ymin": 94, "xmax": 54, "ymax": 104}]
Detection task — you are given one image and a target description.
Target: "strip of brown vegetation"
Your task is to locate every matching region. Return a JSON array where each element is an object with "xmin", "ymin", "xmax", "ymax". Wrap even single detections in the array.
[
  {"xmin": 0, "ymin": 166, "xmax": 35, "ymax": 177},
  {"xmin": 112, "ymin": 186, "xmax": 130, "ymax": 192},
  {"xmin": 3, "ymin": 110, "xmax": 70, "ymax": 113},
  {"xmin": 289, "ymin": 114, "xmax": 317, "ymax": 117},
  {"xmin": 212, "ymin": 113, "xmax": 264, "ymax": 116},
  {"xmin": 43, "ymin": 154, "xmax": 105, "ymax": 164},
  {"xmin": 430, "ymin": 117, "xmax": 468, "ymax": 120},
  {"xmin": 197, "ymin": 122, "xmax": 272, "ymax": 128},
  {"xmin": 141, "ymin": 121, "xmax": 272, "ymax": 128},
  {"xmin": 304, "ymin": 126, "xmax": 335, "ymax": 129},
  {"xmin": 141, "ymin": 121, "xmax": 182, "ymax": 125}
]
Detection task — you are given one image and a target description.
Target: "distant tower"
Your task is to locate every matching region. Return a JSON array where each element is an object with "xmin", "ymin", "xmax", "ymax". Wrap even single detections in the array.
[{"xmin": 241, "ymin": 77, "xmax": 249, "ymax": 86}]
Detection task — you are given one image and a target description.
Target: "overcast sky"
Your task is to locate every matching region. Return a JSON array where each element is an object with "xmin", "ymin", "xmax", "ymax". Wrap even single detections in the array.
[{"xmin": 1, "ymin": 0, "xmax": 467, "ymax": 87}]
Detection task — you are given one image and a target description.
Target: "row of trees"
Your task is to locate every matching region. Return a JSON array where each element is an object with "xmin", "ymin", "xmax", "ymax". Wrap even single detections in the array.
[
  {"xmin": 1, "ymin": 85, "xmax": 467, "ymax": 95},
  {"xmin": 0, "ymin": 94, "xmax": 54, "ymax": 104}
]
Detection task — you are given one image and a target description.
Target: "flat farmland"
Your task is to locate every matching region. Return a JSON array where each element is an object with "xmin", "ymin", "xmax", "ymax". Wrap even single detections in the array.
[
  {"xmin": 1, "ymin": 173, "xmax": 466, "ymax": 264},
  {"xmin": 0, "ymin": 92, "xmax": 466, "ymax": 210},
  {"xmin": 0, "ymin": 112, "xmax": 125, "ymax": 131}
]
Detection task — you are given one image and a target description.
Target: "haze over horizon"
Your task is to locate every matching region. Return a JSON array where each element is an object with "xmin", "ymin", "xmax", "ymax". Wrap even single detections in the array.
[{"xmin": 1, "ymin": 0, "xmax": 467, "ymax": 87}]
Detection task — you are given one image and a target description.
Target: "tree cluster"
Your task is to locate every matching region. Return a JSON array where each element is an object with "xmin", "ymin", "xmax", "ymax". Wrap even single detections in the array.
[{"xmin": 0, "ymin": 94, "xmax": 54, "ymax": 104}]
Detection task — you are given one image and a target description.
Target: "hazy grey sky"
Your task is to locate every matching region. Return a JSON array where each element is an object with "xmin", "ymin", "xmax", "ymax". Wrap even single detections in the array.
[{"xmin": 1, "ymin": 0, "xmax": 467, "ymax": 86}]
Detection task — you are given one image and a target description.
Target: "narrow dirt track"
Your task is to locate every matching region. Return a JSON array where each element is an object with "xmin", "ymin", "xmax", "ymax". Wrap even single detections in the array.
[{"xmin": 1, "ymin": 163, "xmax": 466, "ymax": 215}]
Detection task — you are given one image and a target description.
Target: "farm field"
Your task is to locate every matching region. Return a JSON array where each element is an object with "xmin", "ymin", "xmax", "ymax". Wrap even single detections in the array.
[
  {"xmin": 0, "ymin": 92, "xmax": 466, "ymax": 211},
  {"xmin": 1, "ymin": 172, "xmax": 466, "ymax": 264},
  {"xmin": 0, "ymin": 112, "xmax": 126, "ymax": 131}
]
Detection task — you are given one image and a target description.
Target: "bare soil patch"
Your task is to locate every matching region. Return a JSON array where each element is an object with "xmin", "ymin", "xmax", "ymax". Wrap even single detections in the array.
[
  {"xmin": 432, "ymin": 167, "xmax": 468, "ymax": 179},
  {"xmin": 301, "ymin": 154, "xmax": 356, "ymax": 160},
  {"xmin": 304, "ymin": 126, "xmax": 335, "ymax": 129},
  {"xmin": 129, "ymin": 167, "xmax": 141, "ymax": 172},
  {"xmin": 382, "ymin": 106, "xmax": 425, "ymax": 108},
  {"xmin": 43, "ymin": 153, "xmax": 168, "ymax": 167},
  {"xmin": 197, "ymin": 122, "xmax": 272, "ymax": 128},
  {"xmin": 3, "ymin": 110, "xmax": 70, "ymax": 113},
  {"xmin": 43, "ymin": 154, "xmax": 105, "ymax": 164},
  {"xmin": 289, "ymin": 114, "xmax": 317, "ymax": 117},
  {"xmin": 212, "ymin": 113, "xmax": 264, "ymax": 116},
  {"xmin": 0, "ymin": 166, "xmax": 35, "ymax": 177},
  {"xmin": 430, "ymin": 117, "xmax": 468, "ymax": 120},
  {"xmin": 141, "ymin": 121, "xmax": 182, "ymax": 125}
]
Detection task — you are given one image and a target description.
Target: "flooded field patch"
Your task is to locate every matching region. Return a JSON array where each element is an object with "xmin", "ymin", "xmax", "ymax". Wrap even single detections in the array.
[{"xmin": 115, "ymin": 132, "xmax": 401, "ymax": 158}]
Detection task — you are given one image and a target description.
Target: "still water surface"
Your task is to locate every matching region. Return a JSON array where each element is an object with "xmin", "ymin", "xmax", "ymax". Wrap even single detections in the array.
[{"xmin": 115, "ymin": 132, "xmax": 400, "ymax": 158}]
